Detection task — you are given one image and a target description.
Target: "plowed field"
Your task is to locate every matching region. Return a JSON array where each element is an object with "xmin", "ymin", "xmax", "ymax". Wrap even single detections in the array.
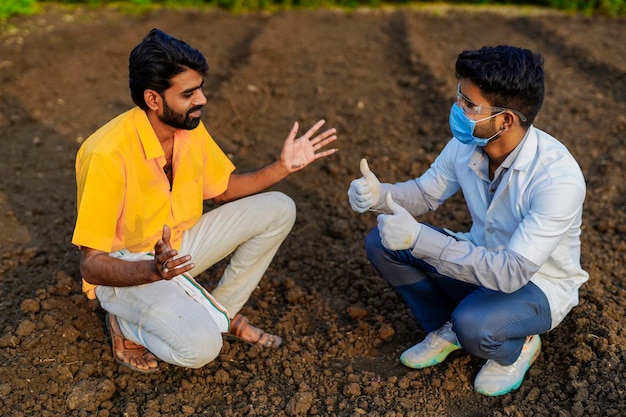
[{"xmin": 0, "ymin": 5, "xmax": 625, "ymax": 416}]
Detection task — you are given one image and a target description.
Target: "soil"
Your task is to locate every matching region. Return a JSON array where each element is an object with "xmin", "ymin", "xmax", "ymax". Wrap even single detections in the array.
[{"xmin": 0, "ymin": 4, "xmax": 625, "ymax": 417}]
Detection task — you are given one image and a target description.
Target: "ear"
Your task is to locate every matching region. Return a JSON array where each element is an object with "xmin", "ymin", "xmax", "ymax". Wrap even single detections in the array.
[
  {"xmin": 502, "ymin": 111, "xmax": 515, "ymax": 129},
  {"xmin": 144, "ymin": 89, "xmax": 161, "ymax": 112}
]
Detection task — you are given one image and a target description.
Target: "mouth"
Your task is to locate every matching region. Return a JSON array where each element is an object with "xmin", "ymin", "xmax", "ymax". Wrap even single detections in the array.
[{"xmin": 188, "ymin": 106, "xmax": 203, "ymax": 118}]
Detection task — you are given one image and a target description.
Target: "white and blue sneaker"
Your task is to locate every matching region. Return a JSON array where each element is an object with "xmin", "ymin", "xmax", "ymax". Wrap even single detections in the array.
[
  {"xmin": 474, "ymin": 335, "xmax": 541, "ymax": 396},
  {"xmin": 400, "ymin": 322, "xmax": 461, "ymax": 369}
]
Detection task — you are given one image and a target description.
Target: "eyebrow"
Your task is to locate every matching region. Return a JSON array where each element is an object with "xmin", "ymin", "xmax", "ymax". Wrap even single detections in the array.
[
  {"xmin": 457, "ymin": 83, "xmax": 478, "ymax": 106},
  {"xmin": 181, "ymin": 79, "xmax": 205, "ymax": 95}
]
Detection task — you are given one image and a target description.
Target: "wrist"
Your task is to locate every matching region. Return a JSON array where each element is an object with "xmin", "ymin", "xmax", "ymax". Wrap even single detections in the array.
[
  {"xmin": 275, "ymin": 160, "xmax": 293, "ymax": 178},
  {"xmin": 372, "ymin": 183, "xmax": 393, "ymax": 211},
  {"xmin": 411, "ymin": 222, "xmax": 422, "ymax": 248}
]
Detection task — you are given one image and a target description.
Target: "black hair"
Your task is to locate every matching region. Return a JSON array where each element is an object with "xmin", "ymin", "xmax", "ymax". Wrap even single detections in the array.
[
  {"xmin": 455, "ymin": 45, "xmax": 545, "ymax": 128},
  {"xmin": 129, "ymin": 28, "xmax": 209, "ymax": 110}
]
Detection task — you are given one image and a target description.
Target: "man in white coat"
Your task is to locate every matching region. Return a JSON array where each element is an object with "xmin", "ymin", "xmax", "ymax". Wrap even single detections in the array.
[{"xmin": 348, "ymin": 45, "xmax": 587, "ymax": 396}]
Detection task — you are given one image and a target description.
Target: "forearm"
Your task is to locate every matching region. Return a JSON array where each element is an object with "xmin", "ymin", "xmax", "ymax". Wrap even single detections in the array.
[
  {"xmin": 213, "ymin": 162, "xmax": 289, "ymax": 204},
  {"xmin": 374, "ymin": 180, "xmax": 436, "ymax": 216},
  {"xmin": 80, "ymin": 249, "xmax": 160, "ymax": 287},
  {"xmin": 412, "ymin": 226, "xmax": 539, "ymax": 293}
]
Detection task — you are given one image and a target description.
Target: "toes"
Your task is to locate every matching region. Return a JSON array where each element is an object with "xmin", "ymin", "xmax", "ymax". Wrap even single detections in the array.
[
  {"xmin": 259, "ymin": 333, "xmax": 282, "ymax": 348},
  {"xmin": 145, "ymin": 353, "xmax": 159, "ymax": 368}
]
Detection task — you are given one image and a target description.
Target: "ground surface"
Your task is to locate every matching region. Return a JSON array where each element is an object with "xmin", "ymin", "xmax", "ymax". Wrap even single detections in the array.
[{"xmin": 0, "ymin": 4, "xmax": 625, "ymax": 417}]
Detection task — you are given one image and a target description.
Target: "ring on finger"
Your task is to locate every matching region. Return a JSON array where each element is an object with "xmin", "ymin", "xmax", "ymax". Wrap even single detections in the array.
[{"xmin": 162, "ymin": 261, "xmax": 169, "ymax": 273}]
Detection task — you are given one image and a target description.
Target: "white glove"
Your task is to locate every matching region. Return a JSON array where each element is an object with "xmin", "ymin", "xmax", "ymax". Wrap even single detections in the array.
[
  {"xmin": 348, "ymin": 158, "xmax": 382, "ymax": 213},
  {"xmin": 377, "ymin": 193, "xmax": 422, "ymax": 250}
]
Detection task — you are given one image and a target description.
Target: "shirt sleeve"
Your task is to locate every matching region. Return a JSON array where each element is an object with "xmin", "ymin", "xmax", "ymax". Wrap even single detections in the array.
[
  {"xmin": 72, "ymin": 152, "xmax": 124, "ymax": 252},
  {"xmin": 380, "ymin": 139, "xmax": 462, "ymax": 216},
  {"xmin": 411, "ymin": 225, "xmax": 540, "ymax": 293},
  {"xmin": 201, "ymin": 131, "xmax": 236, "ymax": 199}
]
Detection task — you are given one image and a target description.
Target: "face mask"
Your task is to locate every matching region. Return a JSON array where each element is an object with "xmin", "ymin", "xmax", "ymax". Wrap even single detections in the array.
[{"xmin": 449, "ymin": 103, "xmax": 503, "ymax": 146}]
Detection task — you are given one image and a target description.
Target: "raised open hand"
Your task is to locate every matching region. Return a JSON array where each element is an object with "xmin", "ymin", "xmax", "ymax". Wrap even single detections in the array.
[{"xmin": 279, "ymin": 119, "xmax": 337, "ymax": 173}]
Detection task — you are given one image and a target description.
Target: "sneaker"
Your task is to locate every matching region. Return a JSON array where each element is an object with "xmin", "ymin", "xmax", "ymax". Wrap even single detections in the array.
[
  {"xmin": 474, "ymin": 335, "xmax": 541, "ymax": 396},
  {"xmin": 400, "ymin": 322, "xmax": 461, "ymax": 369}
]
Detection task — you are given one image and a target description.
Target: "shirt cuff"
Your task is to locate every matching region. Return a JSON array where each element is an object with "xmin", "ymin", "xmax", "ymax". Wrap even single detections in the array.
[{"xmin": 410, "ymin": 225, "xmax": 451, "ymax": 260}]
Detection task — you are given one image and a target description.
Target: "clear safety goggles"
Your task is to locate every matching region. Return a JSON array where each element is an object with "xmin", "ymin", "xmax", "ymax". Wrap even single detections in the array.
[{"xmin": 456, "ymin": 83, "xmax": 527, "ymax": 123}]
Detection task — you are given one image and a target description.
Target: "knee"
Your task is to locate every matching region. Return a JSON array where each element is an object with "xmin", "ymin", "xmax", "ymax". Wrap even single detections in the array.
[
  {"xmin": 452, "ymin": 311, "xmax": 497, "ymax": 360},
  {"xmin": 270, "ymin": 191, "xmax": 296, "ymax": 214},
  {"xmin": 174, "ymin": 331, "xmax": 223, "ymax": 369},
  {"xmin": 265, "ymin": 191, "xmax": 296, "ymax": 228}
]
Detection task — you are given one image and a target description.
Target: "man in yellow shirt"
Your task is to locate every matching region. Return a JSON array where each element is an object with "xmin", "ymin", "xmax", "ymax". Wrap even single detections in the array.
[{"xmin": 72, "ymin": 28, "xmax": 337, "ymax": 373}]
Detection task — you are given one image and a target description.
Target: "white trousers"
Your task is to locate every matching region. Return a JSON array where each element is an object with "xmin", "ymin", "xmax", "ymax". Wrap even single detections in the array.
[{"xmin": 95, "ymin": 191, "xmax": 296, "ymax": 368}]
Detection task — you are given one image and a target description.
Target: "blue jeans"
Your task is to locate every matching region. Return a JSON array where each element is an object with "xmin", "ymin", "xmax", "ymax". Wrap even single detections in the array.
[{"xmin": 365, "ymin": 226, "xmax": 551, "ymax": 365}]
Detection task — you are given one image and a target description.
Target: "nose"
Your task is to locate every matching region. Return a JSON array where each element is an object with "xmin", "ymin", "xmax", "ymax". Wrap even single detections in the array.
[{"xmin": 194, "ymin": 89, "xmax": 207, "ymax": 106}]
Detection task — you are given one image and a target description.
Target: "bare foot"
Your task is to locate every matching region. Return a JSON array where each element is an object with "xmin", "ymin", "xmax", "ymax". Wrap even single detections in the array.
[
  {"xmin": 227, "ymin": 314, "xmax": 282, "ymax": 348},
  {"xmin": 106, "ymin": 313, "xmax": 159, "ymax": 373}
]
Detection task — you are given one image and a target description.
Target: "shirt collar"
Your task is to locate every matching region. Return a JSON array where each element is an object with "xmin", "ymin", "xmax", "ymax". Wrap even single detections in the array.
[
  {"xmin": 132, "ymin": 107, "xmax": 192, "ymax": 160},
  {"xmin": 509, "ymin": 126, "xmax": 537, "ymax": 172},
  {"xmin": 469, "ymin": 127, "xmax": 534, "ymax": 180},
  {"xmin": 500, "ymin": 129, "xmax": 530, "ymax": 170}
]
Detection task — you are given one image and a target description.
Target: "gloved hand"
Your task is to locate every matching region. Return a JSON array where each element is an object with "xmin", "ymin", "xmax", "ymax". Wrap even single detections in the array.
[
  {"xmin": 377, "ymin": 193, "xmax": 422, "ymax": 250},
  {"xmin": 348, "ymin": 158, "xmax": 382, "ymax": 213}
]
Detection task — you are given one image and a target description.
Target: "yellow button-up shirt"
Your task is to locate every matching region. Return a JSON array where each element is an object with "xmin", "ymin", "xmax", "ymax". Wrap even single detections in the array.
[{"xmin": 72, "ymin": 107, "xmax": 235, "ymax": 298}]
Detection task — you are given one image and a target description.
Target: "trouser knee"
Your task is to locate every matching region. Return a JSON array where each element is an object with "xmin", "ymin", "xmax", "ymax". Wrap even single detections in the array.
[
  {"xmin": 176, "ymin": 332, "xmax": 223, "ymax": 369},
  {"xmin": 452, "ymin": 325, "xmax": 485, "ymax": 359},
  {"xmin": 264, "ymin": 191, "xmax": 296, "ymax": 229},
  {"xmin": 452, "ymin": 311, "xmax": 496, "ymax": 360}
]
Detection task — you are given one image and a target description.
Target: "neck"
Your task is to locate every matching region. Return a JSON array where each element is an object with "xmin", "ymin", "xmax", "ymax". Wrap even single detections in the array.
[
  {"xmin": 484, "ymin": 127, "xmax": 526, "ymax": 166},
  {"xmin": 146, "ymin": 110, "xmax": 176, "ymax": 145}
]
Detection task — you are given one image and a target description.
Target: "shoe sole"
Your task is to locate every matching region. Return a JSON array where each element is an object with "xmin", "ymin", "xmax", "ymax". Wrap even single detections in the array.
[
  {"xmin": 475, "ymin": 337, "xmax": 542, "ymax": 397},
  {"xmin": 400, "ymin": 344, "xmax": 461, "ymax": 369}
]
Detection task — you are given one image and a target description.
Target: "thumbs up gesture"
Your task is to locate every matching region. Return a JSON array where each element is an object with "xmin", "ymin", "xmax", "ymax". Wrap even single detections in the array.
[
  {"xmin": 348, "ymin": 158, "xmax": 383, "ymax": 213},
  {"xmin": 377, "ymin": 193, "xmax": 422, "ymax": 250}
]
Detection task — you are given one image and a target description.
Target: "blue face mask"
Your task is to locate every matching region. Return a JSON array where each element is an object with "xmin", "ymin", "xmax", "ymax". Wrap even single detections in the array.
[{"xmin": 449, "ymin": 103, "xmax": 503, "ymax": 147}]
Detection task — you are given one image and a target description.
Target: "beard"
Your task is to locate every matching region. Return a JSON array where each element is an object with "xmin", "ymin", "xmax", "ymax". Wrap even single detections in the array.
[
  {"xmin": 474, "ymin": 115, "xmax": 499, "ymax": 139},
  {"xmin": 159, "ymin": 97, "xmax": 202, "ymax": 130},
  {"xmin": 474, "ymin": 114, "xmax": 503, "ymax": 143}
]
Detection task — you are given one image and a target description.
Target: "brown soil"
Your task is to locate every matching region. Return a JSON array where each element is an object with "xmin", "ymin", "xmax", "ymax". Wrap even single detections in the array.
[{"xmin": 0, "ymin": 4, "xmax": 625, "ymax": 417}]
